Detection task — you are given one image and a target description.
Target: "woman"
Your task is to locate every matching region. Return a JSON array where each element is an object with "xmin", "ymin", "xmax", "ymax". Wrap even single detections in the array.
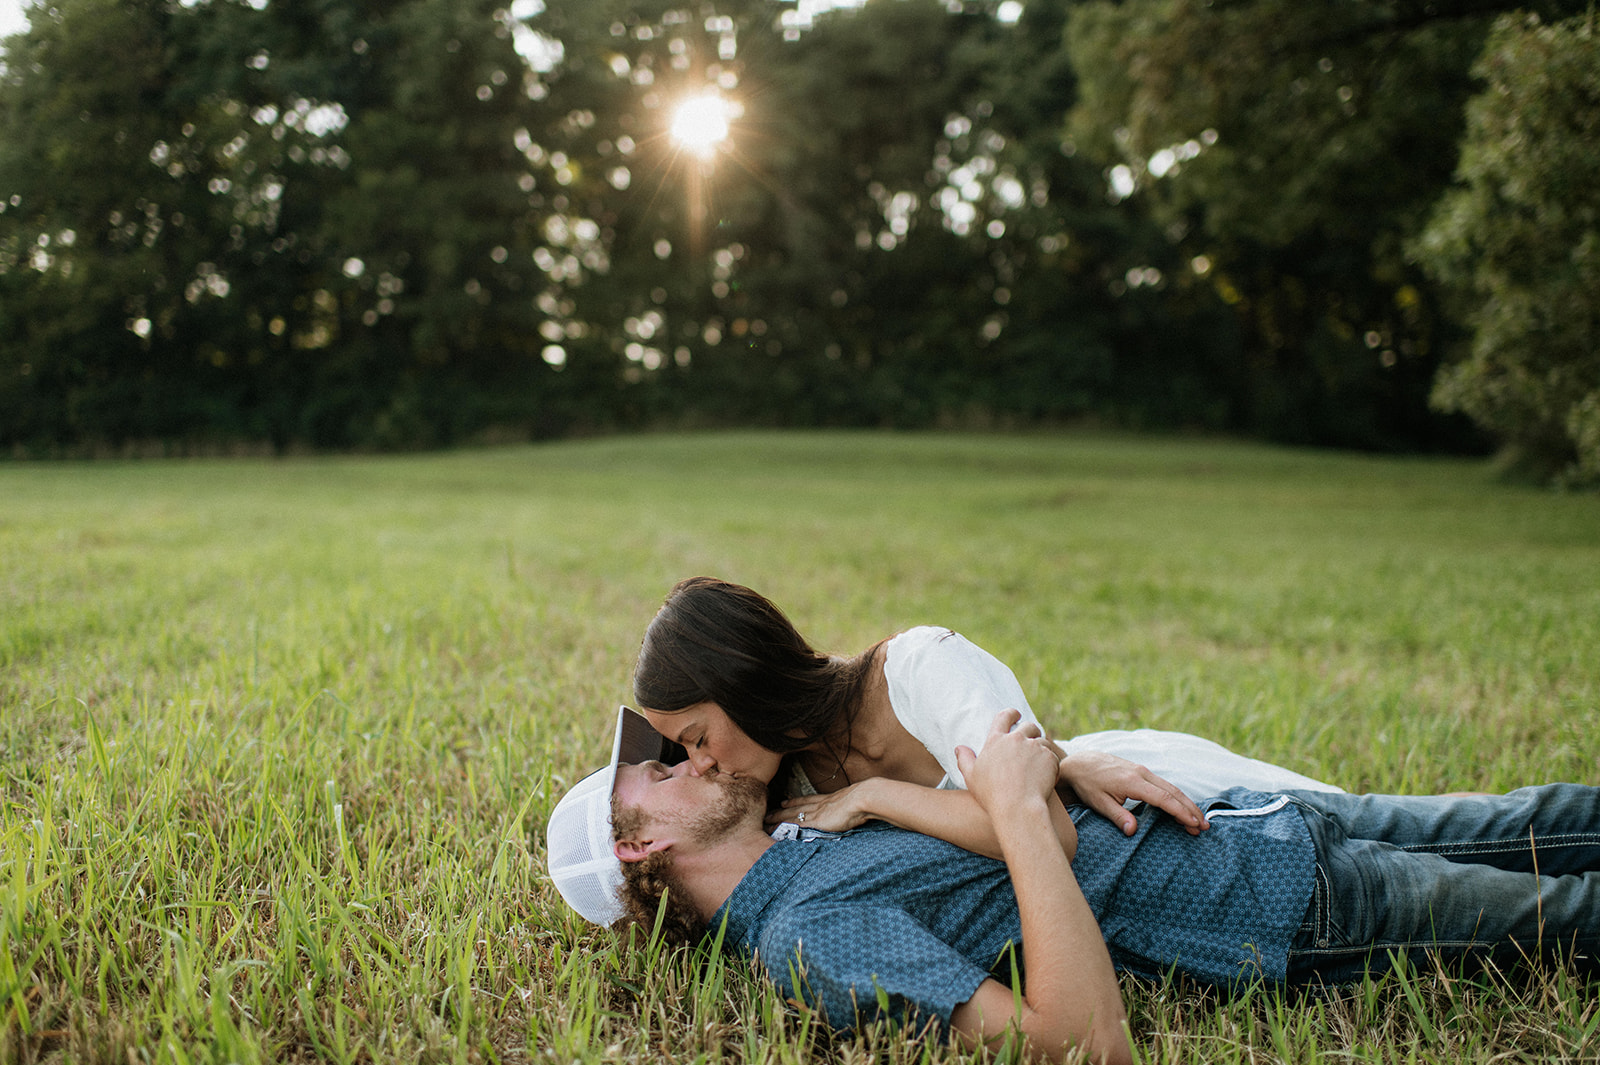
[{"xmin": 632, "ymin": 577, "xmax": 1339, "ymax": 858}]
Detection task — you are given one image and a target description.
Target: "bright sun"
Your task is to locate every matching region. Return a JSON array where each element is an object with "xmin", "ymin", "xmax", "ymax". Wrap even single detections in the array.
[{"xmin": 670, "ymin": 94, "xmax": 735, "ymax": 157}]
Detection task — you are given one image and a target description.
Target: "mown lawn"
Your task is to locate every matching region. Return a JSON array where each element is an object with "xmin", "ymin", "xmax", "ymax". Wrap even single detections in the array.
[{"xmin": 2, "ymin": 431, "xmax": 1598, "ymax": 1064}]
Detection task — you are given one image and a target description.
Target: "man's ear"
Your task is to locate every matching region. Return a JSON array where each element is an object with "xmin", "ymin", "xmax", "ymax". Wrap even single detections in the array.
[{"xmin": 614, "ymin": 837, "xmax": 670, "ymax": 863}]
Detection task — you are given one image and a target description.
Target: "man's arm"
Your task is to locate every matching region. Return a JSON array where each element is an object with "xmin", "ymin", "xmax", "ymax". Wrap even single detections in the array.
[{"xmin": 947, "ymin": 711, "xmax": 1132, "ymax": 1065}]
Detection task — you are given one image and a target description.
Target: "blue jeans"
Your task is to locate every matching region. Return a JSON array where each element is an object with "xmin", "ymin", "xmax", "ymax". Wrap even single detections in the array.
[{"xmin": 1283, "ymin": 786, "xmax": 1600, "ymax": 983}]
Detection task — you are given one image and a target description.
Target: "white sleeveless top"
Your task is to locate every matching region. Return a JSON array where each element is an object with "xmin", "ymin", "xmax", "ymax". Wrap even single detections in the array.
[{"xmin": 872, "ymin": 625, "xmax": 1341, "ymax": 799}]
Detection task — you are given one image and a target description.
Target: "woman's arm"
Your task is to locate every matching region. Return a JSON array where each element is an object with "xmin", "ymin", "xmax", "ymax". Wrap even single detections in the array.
[
  {"xmin": 769, "ymin": 777, "xmax": 1078, "ymax": 861},
  {"xmin": 768, "ymin": 745, "xmax": 1209, "ymax": 854}
]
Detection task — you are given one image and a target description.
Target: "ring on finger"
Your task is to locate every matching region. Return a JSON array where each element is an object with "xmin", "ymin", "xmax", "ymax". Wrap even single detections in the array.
[{"xmin": 797, "ymin": 812, "xmax": 806, "ymax": 823}]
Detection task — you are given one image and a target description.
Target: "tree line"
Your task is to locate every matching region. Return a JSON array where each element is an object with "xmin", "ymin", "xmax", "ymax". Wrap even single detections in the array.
[{"xmin": 1, "ymin": 0, "xmax": 1595, "ymax": 481}]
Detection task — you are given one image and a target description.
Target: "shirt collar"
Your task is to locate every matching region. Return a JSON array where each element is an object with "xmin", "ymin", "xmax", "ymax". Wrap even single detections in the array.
[{"xmin": 710, "ymin": 838, "xmax": 822, "ymax": 950}]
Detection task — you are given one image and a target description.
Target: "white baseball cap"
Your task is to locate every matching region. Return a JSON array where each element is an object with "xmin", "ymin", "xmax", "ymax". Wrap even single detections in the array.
[{"xmin": 546, "ymin": 706, "xmax": 686, "ymax": 925}]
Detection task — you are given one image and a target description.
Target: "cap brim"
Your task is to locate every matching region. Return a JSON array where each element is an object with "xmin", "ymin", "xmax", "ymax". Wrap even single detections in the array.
[{"xmin": 610, "ymin": 705, "xmax": 688, "ymax": 777}]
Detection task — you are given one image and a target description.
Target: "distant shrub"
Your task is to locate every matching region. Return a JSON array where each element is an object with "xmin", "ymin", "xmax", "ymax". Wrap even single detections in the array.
[{"xmin": 1414, "ymin": 13, "xmax": 1600, "ymax": 484}]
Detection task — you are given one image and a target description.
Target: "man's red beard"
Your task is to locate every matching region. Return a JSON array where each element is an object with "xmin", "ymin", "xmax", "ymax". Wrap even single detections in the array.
[{"xmin": 686, "ymin": 772, "xmax": 769, "ymax": 843}]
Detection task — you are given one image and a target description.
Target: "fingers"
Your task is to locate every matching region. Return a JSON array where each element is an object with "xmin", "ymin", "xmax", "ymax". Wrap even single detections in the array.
[
  {"xmin": 1058, "ymin": 751, "xmax": 1212, "ymax": 836},
  {"xmin": 1085, "ymin": 792, "xmax": 1140, "ymax": 836},
  {"xmin": 1126, "ymin": 774, "xmax": 1209, "ymax": 834},
  {"xmin": 768, "ymin": 797, "xmax": 818, "ymax": 826},
  {"xmin": 987, "ymin": 708, "xmax": 1046, "ymax": 742},
  {"xmin": 988, "ymin": 708, "xmax": 1023, "ymax": 737},
  {"xmin": 955, "ymin": 744, "xmax": 976, "ymax": 778}
]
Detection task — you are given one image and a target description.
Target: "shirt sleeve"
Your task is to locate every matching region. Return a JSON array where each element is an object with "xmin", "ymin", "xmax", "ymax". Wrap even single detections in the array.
[
  {"xmin": 881, "ymin": 627, "xmax": 1041, "ymax": 788},
  {"xmin": 756, "ymin": 902, "xmax": 995, "ymax": 1036}
]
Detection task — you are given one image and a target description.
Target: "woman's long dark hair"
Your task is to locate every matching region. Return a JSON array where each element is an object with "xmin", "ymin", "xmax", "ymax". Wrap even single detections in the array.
[{"xmin": 633, "ymin": 576, "xmax": 877, "ymax": 756}]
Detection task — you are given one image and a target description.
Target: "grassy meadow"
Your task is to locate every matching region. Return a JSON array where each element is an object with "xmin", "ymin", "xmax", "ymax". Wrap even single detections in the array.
[{"xmin": 2, "ymin": 430, "xmax": 1598, "ymax": 1064}]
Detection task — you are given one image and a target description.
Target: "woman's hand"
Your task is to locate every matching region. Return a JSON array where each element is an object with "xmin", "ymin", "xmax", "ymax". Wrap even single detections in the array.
[
  {"xmin": 767, "ymin": 781, "xmax": 879, "ymax": 832},
  {"xmin": 1057, "ymin": 750, "xmax": 1209, "ymax": 836}
]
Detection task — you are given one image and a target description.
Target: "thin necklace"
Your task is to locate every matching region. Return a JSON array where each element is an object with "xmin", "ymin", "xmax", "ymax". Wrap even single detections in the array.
[{"xmin": 811, "ymin": 750, "xmax": 848, "ymax": 787}]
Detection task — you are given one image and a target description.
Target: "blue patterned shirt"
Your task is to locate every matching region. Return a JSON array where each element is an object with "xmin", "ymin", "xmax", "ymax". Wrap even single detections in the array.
[{"xmin": 711, "ymin": 789, "xmax": 1315, "ymax": 1034}]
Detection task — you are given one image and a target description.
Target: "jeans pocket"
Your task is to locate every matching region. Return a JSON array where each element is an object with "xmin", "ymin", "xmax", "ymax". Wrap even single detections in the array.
[
  {"xmin": 1292, "ymin": 861, "xmax": 1333, "ymax": 952},
  {"xmin": 1311, "ymin": 861, "xmax": 1333, "ymax": 948}
]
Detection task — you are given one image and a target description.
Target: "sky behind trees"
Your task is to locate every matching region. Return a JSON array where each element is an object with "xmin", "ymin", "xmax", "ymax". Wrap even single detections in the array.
[{"xmin": 0, "ymin": 1, "xmax": 26, "ymax": 39}]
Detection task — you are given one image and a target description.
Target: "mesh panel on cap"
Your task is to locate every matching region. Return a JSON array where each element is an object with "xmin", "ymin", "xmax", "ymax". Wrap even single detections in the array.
[{"xmin": 547, "ymin": 767, "xmax": 625, "ymax": 924}]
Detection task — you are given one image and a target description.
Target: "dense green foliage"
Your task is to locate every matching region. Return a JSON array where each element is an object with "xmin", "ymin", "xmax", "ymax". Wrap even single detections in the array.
[
  {"xmin": 1064, "ymin": 0, "xmax": 1589, "ymax": 454},
  {"xmin": 0, "ymin": 0, "xmax": 559, "ymax": 450},
  {"xmin": 0, "ymin": 0, "xmax": 1591, "ymax": 468},
  {"xmin": 1, "ymin": 0, "xmax": 1215, "ymax": 450},
  {"xmin": 3, "ymin": 433, "xmax": 1599, "ymax": 1061},
  {"xmin": 1414, "ymin": 13, "xmax": 1600, "ymax": 485}
]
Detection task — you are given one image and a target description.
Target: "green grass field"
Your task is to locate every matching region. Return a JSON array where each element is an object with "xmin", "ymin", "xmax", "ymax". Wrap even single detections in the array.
[{"xmin": 3, "ymin": 431, "xmax": 1598, "ymax": 1064}]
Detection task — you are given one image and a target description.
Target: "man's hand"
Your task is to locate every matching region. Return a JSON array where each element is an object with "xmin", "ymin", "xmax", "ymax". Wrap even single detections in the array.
[
  {"xmin": 956, "ymin": 708, "xmax": 1060, "ymax": 820},
  {"xmin": 1058, "ymin": 751, "xmax": 1210, "ymax": 836}
]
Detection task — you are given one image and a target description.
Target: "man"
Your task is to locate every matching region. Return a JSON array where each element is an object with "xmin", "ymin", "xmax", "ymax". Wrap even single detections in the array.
[{"xmin": 547, "ymin": 708, "xmax": 1600, "ymax": 1065}]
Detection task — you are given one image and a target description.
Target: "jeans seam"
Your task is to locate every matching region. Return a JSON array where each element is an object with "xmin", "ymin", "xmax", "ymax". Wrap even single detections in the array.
[
  {"xmin": 1288, "ymin": 932, "xmax": 1600, "ymax": 959},
  {"xmin": 1314, "ymin": 861, "xmax": 1331, "ymax": 948},
  {"xmin": 1402, "ymin": 833, "xmax": 1600, "ymax": 856}
]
